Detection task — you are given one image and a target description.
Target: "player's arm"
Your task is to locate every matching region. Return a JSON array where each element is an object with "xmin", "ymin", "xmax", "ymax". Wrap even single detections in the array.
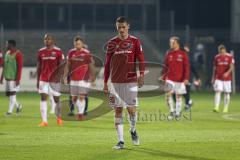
[
  {"xmin": 16, "ymin": 51, "xmax": 23, "ymax": 86},
  {"xmin": 36, "ymin": 52, "xmax": 41, "ymax": 89},
  {"xmin": 223, "ymin": 58, "xmax": 234, "ymax": 78},
  {"xmin": 183, "ymin": 52, "xmax": 190, "ymax": 85},
  {"xmin": 190, "ymin": 61, "xmax": 201, "ymax": 86},
  {"xmin": 88, "ymin": 56, "xmax": 96, "ymax": 83},
  {"xmin": 161, "ymin": 52, "xmax": 168, "ymax": 82},
  {"xmin": 103, "ymin": 42, "xmax": 113, "ymax": 94},
  {"xmin": 211, "ymin": 58, "xmax": 216, "ymax": 84},
  {"xmin": 0, "ymin": 56, "xmax": 4, "ymax": 84},
  {"xmin": 57, "ymin": 51, "xmax": 65, "ymax": 83},
  {"xmin": 136, "ymin": 39, "xmax": 145, "ymax": 88},
  {"xmin": 63, "ymin": 54, "xmax": 70, "ymax": 84}
]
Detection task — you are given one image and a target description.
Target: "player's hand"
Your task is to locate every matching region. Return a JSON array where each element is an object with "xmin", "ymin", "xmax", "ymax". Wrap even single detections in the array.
[
  {"xmin": 183, "ymin": 79, "xmax": 189, "ymax": 85},
  {"xmin": 223, "ymin": 72, "xmax": 229, "ymax": 78},
  {"xmin": 63, "ymin": 77, "xmax": 68, "ymax": 85},
  {"xmin": 16, "ymin": 81, "xmax": 20, "ymax": 86},
  {"xmin": 194, "ymin": 79, "xmax": 201, "ymax": 87},
  {"xmin": 103, "ymin": 83, "xmax": 108, "ymax": 94},
  {"xmin": 211, "ymin": 79, "xmax": 215, "ymax": 84},
  {"xmin": 36, "ymin": 81, "xmax": 39, "ymax": 89},
  {"xmin": 137, "ymin": 75, "xmax": 144, "ymax": 88}
]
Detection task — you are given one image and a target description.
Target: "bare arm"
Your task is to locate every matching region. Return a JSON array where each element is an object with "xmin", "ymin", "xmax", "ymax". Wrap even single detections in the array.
[
  {"xmin": 0, "ymin": 62, "xmax": 4, "ymax": 84},
  {"xmin": 36, "ymin": 62, "xmax": 41, "ymax": 88},
  {"xmin": 211, "ymin": 66, "xmax": 216, "ymax": 84},
  {"xmin": 63, "ymin": 60, "xmax": 70, "ymax": 84},
  {"xmin": 223, "ymin": 63, "xmax": 234, "ymax": 78}
]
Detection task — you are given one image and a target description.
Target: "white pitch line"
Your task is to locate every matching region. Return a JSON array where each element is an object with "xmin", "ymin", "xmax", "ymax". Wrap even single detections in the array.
[{"xmin": 222, "ymin": 113, "xmax": 240, "ymax": 121}]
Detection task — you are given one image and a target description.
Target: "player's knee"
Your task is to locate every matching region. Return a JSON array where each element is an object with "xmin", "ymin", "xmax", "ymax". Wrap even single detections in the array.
[
  {"xmin": 127, "ymin": 106, "xmax": 136, "ymax": 116},
  {"xmin": 41, "ymin": 94, "xmax": 48, "ymax": 101},
  {"xmin": 114, "ymin": 117, "xmax": 123, "ymax": 125},
  {"xmin": 115, "ymin": 108, "xmax": 123, "ymax": 117},
  {"xmin": 53, "ymin": 96, "xmax": 60, "ymax": 103},
  {"xmin": 175, "ymin": 95, "xmax": 182, "ymax": 102},
  {"xmin": 79, "ymin": 95, "xmax": 85, "ymax": 101},
  {"xmin": 72, "ymin": 96, "xmax": 78, "ymax": 103}
]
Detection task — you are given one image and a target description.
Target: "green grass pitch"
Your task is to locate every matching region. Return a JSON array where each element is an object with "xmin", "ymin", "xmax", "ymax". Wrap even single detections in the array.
[{"xmin": 0, "ymin": 92, "xmax": 240, "ymax": 160}]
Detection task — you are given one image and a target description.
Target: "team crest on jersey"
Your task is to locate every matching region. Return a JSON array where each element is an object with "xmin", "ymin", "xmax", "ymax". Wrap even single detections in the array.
[
  {"xmin": 177, "ymin": 55, "xmax": 183, "ymax": 61},
  {"xmin": 51, "ymin": 52, "xmax": 56, "ymax": 57}
]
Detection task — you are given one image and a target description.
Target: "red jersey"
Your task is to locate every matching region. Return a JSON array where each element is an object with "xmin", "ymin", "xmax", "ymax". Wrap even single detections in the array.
[
  {"xmin": 104, "ymin": 35, "xmax": 145, "ymax": 83},
  {"xmin": 67, "ymin": 48, "xmax": 93, "ymax": 81},
  {"xmin": 214, "ymin": 53, "xmax": 234, "ymax": 81},
  {"xmin": 37, "ymin": 46, "xmax": 63, "ymax": 82},
  {"xmin": 162, "ymin": 49, "xmax": 190, "ymax": 82},
  {"xmin": 0, "ymin": 50, "xmax": 3, "ymax": 67}
]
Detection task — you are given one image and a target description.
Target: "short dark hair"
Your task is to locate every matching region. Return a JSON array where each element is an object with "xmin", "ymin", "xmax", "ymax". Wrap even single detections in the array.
[
  {"xmin": 44, "ymin": 33, "xmax": 54, "ymax": 39},
  {"xmin": 116, "ymin": 16, "xmax": 129, "ymax": 24},
  {"xmin": 218, "ymin": 44, "xmax": 226, "ymax": 51},
  {"xmin": 7, "ymin": 39, "xmax": 16, "ymax": 47},
  {"xmin": 74, "ymin": 36, "xmax": 84, "ymax": 42}
]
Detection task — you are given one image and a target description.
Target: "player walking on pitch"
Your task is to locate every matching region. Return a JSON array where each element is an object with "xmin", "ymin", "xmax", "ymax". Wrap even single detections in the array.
[
  {"xmin": 212, "ymin": 44, "xmax": 234, "ymax": 113},
  {"xmin": 37, "ymin": 34, "xmax": 64, "ymax": 126},
  {"xmin": 0, "ymin": 40, "xmax": 23, "ymax": 115},
  {"xmin": 162, "ymin": 36, "xmax": 190, "ymax": 119},
  {"xmin": 63, "ymin": 36, "xmax": 95, "ymax": 120},
  {"xmin": 104, "ymin": 17, "xmax": 145, "ymax": 149}
]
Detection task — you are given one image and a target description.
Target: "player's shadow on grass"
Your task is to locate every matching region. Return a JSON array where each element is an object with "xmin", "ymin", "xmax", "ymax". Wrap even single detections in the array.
[
  {"xmin": 126, "ymin": 147, "xmax": 216, "ymax": 160},
  {"xmin": 0, "ymin": 133, "xmax": 7, "ymax": 136}
]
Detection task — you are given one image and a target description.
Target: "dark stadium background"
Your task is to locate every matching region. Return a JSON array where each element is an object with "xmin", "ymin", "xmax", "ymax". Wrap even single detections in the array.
[{"xmin": 0, "ymin": 0, "xmax": 239, "ymax": 91}]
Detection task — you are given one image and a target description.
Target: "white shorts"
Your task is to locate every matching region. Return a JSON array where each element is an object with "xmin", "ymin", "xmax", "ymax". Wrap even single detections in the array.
[
  {"xmin": 213, "ymin": 80, "xmax": 232, "ymax": 93},
  {"xmin": 109, "ymin": 83, "xmax": 138, "ymax": 108},
  {"xmin": 6, "ymin": 80, "xmax": 20, "ymax": 92},
  {"xmin": 166, "ymin": 80, "xmax": 186, "ymax": 95},
  {"xmin": 70, "ymin": 80, "xmax": 91, "ymax": 96},
  {"xmin": 38, "ymin": 81, "xmax": 61, "ymax": 97}
]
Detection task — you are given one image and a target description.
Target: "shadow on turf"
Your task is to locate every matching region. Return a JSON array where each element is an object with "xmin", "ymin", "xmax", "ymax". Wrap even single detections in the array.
[
  {"xmin": 0, "ymin": 133, "xmax": 7, "ymax": 135},
  {"xmin": 124, "ymin": 147, "xmax": 216, "ymax": 160}
]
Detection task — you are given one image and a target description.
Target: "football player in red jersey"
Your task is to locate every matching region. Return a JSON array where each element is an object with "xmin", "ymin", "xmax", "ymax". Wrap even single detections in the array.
[
  {"xmin": 104, "ymin": 17, "xmax": 145, "ymax": 149},
  {"xmin": 63, "ymin": 36, "xmax": 95, "ymax": 120},
  {"xmin": 162, "ymin": 36, "xmax": 190, "ymax": 119},
  {"xmin": 212, "ymin": 44, "xmax": 234, "ymax": 113},
  {"xmin": 37, "ymin": 34, "xmax": 64, "ymax": 126}
]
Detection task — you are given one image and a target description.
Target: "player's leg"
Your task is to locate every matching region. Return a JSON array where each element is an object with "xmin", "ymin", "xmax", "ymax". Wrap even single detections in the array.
[
  {"xmin": 110, "ymin": 83, "xmax": 125, "ymax": 149},
  {"xmin": 184, "ymin": 84, "xmax": 192, "ymax": 111},
  {"xmin": 84, "ymin": 96, "xmax": 88, "ymax": 115},
  {"xmin": 223, "ymin": 92, "xmax": 230, "ymax": 113},
  {"xmin": 113, "ymin": 107, "xmax": 124, "ymax": 149},
  {"xmin": 39, "ymin": 93, "xmax": 48, "ymax": 126},
  {"xmin": 166, "ymin": 92, "xmax": 175, "ymax": 119},
  {"xmin": 175, "ymin": 94, "xmax": 182, "ymax": 118},
  {"xmin": 78, "ymin": 95, "xmax": 86, "ymax": 117},
  {"xmin": 165, "ymin": 80, "xmax": 175, "ymax": 118},
  {"xmin": 38, "ymin": 81, "xmax": 50, "ymax": 126},
  {"xmin": 49, "ymin": 94, "xmax": 56, "ymax": 114},
  {"xmin": 68, "ymin": 96, "xmax": 75, "ymax": 116},
  {"xmin": 175, "ymin": 82, "xmax": 186, "ymax": 118},
  {"xmin": 127, "ymin": 106, "xmax": 140, "ymax": 145},
  {"xmin": 213, "ymin": 80, "xmax": 222, "ymax": 112},
  {"xmin": 6, "ymin": 92, "xmax": 15, "ymax": 115},
  {"xmin": 223, "ymin": 81, "xmax": 231, "ymax": 113},
  {"xmin": 53, "ymin": 95, "xmax": 63, "ymax": 126},
  {"xmin": 214, "ymin": 91, "xmax": 221, "ymax": 112},
  {"xmin": 6, "ymin": 81, "xmax": 22, "ymax": 115}
]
